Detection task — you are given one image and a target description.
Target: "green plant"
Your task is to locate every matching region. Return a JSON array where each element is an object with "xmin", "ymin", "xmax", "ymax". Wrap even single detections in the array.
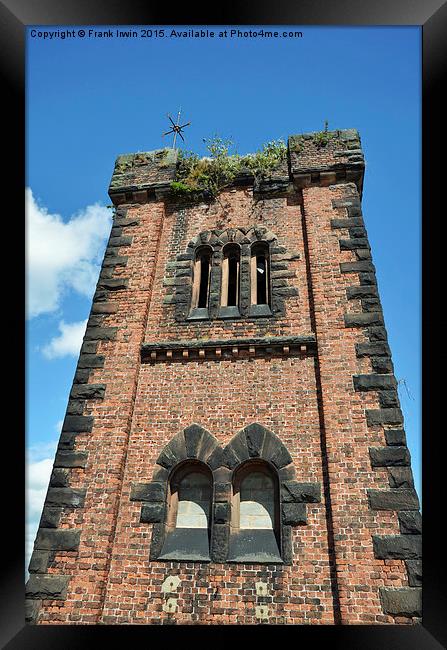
[{"xmin": 171, "ymin": 136, "xmax": 287, "ymax": 200}]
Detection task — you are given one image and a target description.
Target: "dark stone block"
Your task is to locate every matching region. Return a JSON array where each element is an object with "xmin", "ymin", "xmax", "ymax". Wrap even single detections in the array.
[
  {"xmin": 87, "ymin": 315, "xmax": 104, "ymax": 328},
  {"xmin": 58, "ymin": 432, "xmax": 77, "ymax": 450},
  {"xmin": 211, "ymin": 523, "xmax": 230, "ymax": 563},
  {"xmin": 28, "ymin": 550, "xmax": 51, "ymax": 574},
  {"xmin": 348, "ymin": 226, "xmax": 367, "ymax": 238},
  {"xmin": 84, "ymin": 327, "xmax": 118, "ymax": 341},
  {"xmin": 371, "ymin": 357, "xmax": 394, "ymax": 374},
  {"xmin": 243, "ymin": 423, "xmax": 266, "ymax": 457},
  {"xmin": 366, "ymin": 409, "xmax": 403, "ymax": 426},
  {"xmin": 149, "ymin": 522, "xmax": 165, "ymax": 560},
  {"xmin": 46, "ymin": 488, "xmax": 86, "ymax": 508},
  {"xmin": 347, "ymin": 286, "xmax": 378, "ymax": 299},
  {"xmin": 356, "ymin": 342, "xmax": 391, "ymax": 358},
  {"xmin": 183, "ymin": 424, "xmax": 206, "ymax": 459},
  {"xmin": 207, "ymin": 447, "xmax": 225, "ymax": 470},
  {"xmin": 269, "ymin": 444, "xmax": 293, "ymax": 470},
  {"xmin": 91, "ymin": 303, "xmax": 118, "ymax": 314},
  {"xmin": 214, "ymin": 502, "xmax": 230, "ymax": 524},
  {"xmin": 356, "ymin": 249, "xmax": 372, "ymax": 260},
  {"xmin": 25, "ymin": 599, "xmax": 41, "ymax": 624},
  {"xmin": 399, "ymin": 511, "xmax": 422, "ymax": 535},
  {"xmin": 108, "ymin": 236, "xmax": 132, "ymax": 247},
  {"xmin": 49, "ymin": 468, "xmax": 69, "ymax": 487},
  {"xmin": 80, "ymin": 341, "xmax": 98, "ymax": 354},
  {"xmin": 379, "ymin": 390, "xmax": 400, "ymax": 408},
  {"xmin": 405, "ymin": 561, "xmax": 422, "ymax": 587},
  {"xmin": 130, "ymin": 482, "xmax": 165, "ymax": 502},
  {"xmin": 353, "ymin": 374, "xmax": 396, "ymax": 391},
  {"xmin": 54, "ymin": 450, "xmax": 88, "ymax": 468},
  {"xmin": 344, "ymin": 312, "xmax": 384, "ymax": 328},
  {"xmin": 77, "ymin": 354, "xmax": 105, "ymax": 369},
  {"xmin": 222, "ymin": 445, "xmax": 243, "ymax": 470},
  {"xmin": 155, "ymin": 446, "xmax": 177, "ymax": 470},
  {"xmin": 368, "ymin": 489, "xmax": 419, "ymax": 511},
  {"xmin": 214, "ymin": 482, "xmax": 231, "ymax": 501},
  {"xmin": 39, "ymin": 507, "xmax": 62, "ymax": 529},
  {"xmin": 373, "ymin": 535, "xmax": 422, "ymax": 560},
  {"xmin": 361, "ymin": 298, "xmax": 382, "ymax": 312},
  {"xmin": 102, "ymin": 255, "xmax": 128, "ymax": 267},
  {"xmin": 369, "ymin": 446, "xmax": 410, "ymax": 467},
  {"xmin": 227, "ymin": 529, "xmax": 282, "ymax": 564},
  {"xmin": 358, "ymin": 272, "xmax": 377, "ymax": 286},
  {"xmin": 281, "ymin": 525, "xmax": 293, "ymax": 565},
  {"xmin": 379, "ymin": 587, "xmax": 421, "ymax": 617},
  {"xmin": 140, "ymin": 503, "xmax": 164, "ymax": 523},
  {"xmin": 388, "ymin": 471, "xmax": 413, "ymax": 496},
  {"xmin": 94, "ymin": 278, "xmax": 129, "ymax": 288},
  {"xmin": 62, "ymin": 415, "xmax": 94, "ymax": 433},
  {"xmin": 368, "ymin": 326, "xmax": 388, "ymax": 341},
  {"xmin": 281, "ymin": 482, "xmax": 321, "ymax": 503},
  {"xmin": 331, "ymin": 218, "xmax": 364, "ymax": 229},
  {"xmin": 26, "ymin": 575, "xmax": 70, "ymax": 600},
  {"xmin": 73, "ymin": 369, "xmax": 91, "ymax": 384},
  {"xmin": 340, "ymin": 261, "xmax": 375, "ymax": 274},
  {"xmin": 339, "ymin": 238, "xmax": 370, "ymax": 250},
  {"xmin": 66, "ymin": 400, "xmax": 85, "ymax": 415},
  {"xmin": 282, "ymin": 502, "xmax": 307, "ymax": 525},
  {"xmin": 35, "ymin": 529, "xmax": 81, "ymax": 551},
  {"xmin": 385, "ymin": 429, "xmax": 407, "ymax": 446}
]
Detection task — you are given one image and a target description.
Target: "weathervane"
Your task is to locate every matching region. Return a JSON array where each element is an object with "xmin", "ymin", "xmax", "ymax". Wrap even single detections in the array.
[{"xmin": 162, "ymin": 108, "xmax": 191, "ymax": 149}]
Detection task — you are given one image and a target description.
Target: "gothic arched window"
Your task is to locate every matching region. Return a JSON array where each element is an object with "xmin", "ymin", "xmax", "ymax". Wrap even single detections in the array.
[
  {"xmin": 159, "ymin": 462, "xmax": 213, "ymax": 562},
  {"xmin": 220, "ymin": 244, "xmax": 241, "ymax": 318},
  {"xmin": 250, "ymin": 242, "xmax": 272, "ymax": 316},
  {"xmin": 190, "ymin": 246, "xmax": 212, "ymax": 318},
  {"xmin": 228, "ymin": 461, "xmax": 282, "ymax": 563}
]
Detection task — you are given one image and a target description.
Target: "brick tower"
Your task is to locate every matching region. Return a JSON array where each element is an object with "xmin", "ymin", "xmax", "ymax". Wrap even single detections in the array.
[{"xmin": 26, "ymin": 130, "xmax": 421, "ymax": 625}]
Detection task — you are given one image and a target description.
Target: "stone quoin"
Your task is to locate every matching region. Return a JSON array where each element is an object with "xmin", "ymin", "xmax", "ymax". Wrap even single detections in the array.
[{"xmin": 26, "ymin": 129, "xmax": 421, "ymax": 625}]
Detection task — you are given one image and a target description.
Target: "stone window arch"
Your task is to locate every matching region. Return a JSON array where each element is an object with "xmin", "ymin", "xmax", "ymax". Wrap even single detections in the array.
[{"xmin": 228, "ymin": 460, "xmax": 282, "ymax": 563}]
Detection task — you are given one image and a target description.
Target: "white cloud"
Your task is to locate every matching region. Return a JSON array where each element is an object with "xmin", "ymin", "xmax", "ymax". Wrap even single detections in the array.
[
  {"xmin": 25, "ymin": 456, "xmax": 54, "ymax": 574},
  {"xmin": 26, "ymin": 188, "xmax": 112, "ymax": 318},
  {"xmin": 42, "ymin": 319, "xmax": 88, "ymax": 359}
]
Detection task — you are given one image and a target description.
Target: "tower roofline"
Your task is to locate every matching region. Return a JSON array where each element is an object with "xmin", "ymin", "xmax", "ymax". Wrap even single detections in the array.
[{"xmin": 108, "ymin": 128, "xmax": 365, "ymax": 205}]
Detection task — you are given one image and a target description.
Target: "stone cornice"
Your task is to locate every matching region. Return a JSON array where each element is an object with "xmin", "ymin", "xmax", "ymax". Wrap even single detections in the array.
[{"xmin": 108, "ymin": 129, "xmax": 365, "ymax": 205}]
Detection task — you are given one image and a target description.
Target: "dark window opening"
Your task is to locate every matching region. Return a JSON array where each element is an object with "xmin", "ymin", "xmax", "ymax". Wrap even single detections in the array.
[
  {"xmin": 198, "ymin": 255, "xmax": 210, "ymax": 308},
  {"xmin": 227, "ymin": 255, "xmax": 239, "ymax": 306},
  {"xmin": 251, "ymin": 244, "xmax": 270, "ymax": 308},
  {"xmin": 256, "ymin": 254, "xmax": 267, "ymax": 305}
]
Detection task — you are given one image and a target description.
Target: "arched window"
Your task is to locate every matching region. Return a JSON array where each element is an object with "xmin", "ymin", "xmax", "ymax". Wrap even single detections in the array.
[
  {"xmin": 250, "ymin": 243, "xmax": 271, "ymax": 315},
  {"xmin": 228, "ymin": 461, "xmax": 282, "ymax": 563},
  {"xmin": 220, "ymin": 244, "xmax": 241, "ymax": 317},
  {"xmin": 190, "ymin": 246, "xmax": 212, "ymax": 317},
  {"xmin": 159, "ymin": 462, "xmax": 213, "ymax": 562}
]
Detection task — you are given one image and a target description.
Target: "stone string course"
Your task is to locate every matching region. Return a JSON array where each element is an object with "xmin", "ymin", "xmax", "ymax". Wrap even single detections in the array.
[{"xmin": 26, "ymin": 129, "xmax": 421, "ymax": 625}]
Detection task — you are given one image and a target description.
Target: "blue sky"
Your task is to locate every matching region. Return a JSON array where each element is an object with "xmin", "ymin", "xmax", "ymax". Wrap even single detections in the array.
[{"xmin": 26, "ymin": 25, "xmax": 421, "ymax": 568}]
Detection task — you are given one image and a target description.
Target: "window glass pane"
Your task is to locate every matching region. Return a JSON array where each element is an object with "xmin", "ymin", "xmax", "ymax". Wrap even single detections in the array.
[
  {"xmin": 239, "ymin": 471, "xmax": 274, "ymax": 529},
  {"xmin": 176, "ymin": 472, "xmax": 211, "ymax": 529}
]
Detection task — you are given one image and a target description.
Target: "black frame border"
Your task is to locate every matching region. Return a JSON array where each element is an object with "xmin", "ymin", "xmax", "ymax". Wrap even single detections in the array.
[{"xmin": 6, "ymin": 0, "xmax": 445, "ymax": 646}]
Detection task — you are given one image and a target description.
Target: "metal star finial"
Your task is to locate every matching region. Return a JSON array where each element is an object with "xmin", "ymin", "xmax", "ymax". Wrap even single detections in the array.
[{"xmin": 162, "ymin": 108, "xmax": 191, "ymax": 149}]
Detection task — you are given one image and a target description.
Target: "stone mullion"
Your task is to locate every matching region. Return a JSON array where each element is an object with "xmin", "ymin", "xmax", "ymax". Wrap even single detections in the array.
[
  {"xmin": 208, "ymin": 249, "xmax": 223, "ymax": 319},
  {"xmin": 239, "ymin": 244, "xmax": 251, "ymax": 317}
]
